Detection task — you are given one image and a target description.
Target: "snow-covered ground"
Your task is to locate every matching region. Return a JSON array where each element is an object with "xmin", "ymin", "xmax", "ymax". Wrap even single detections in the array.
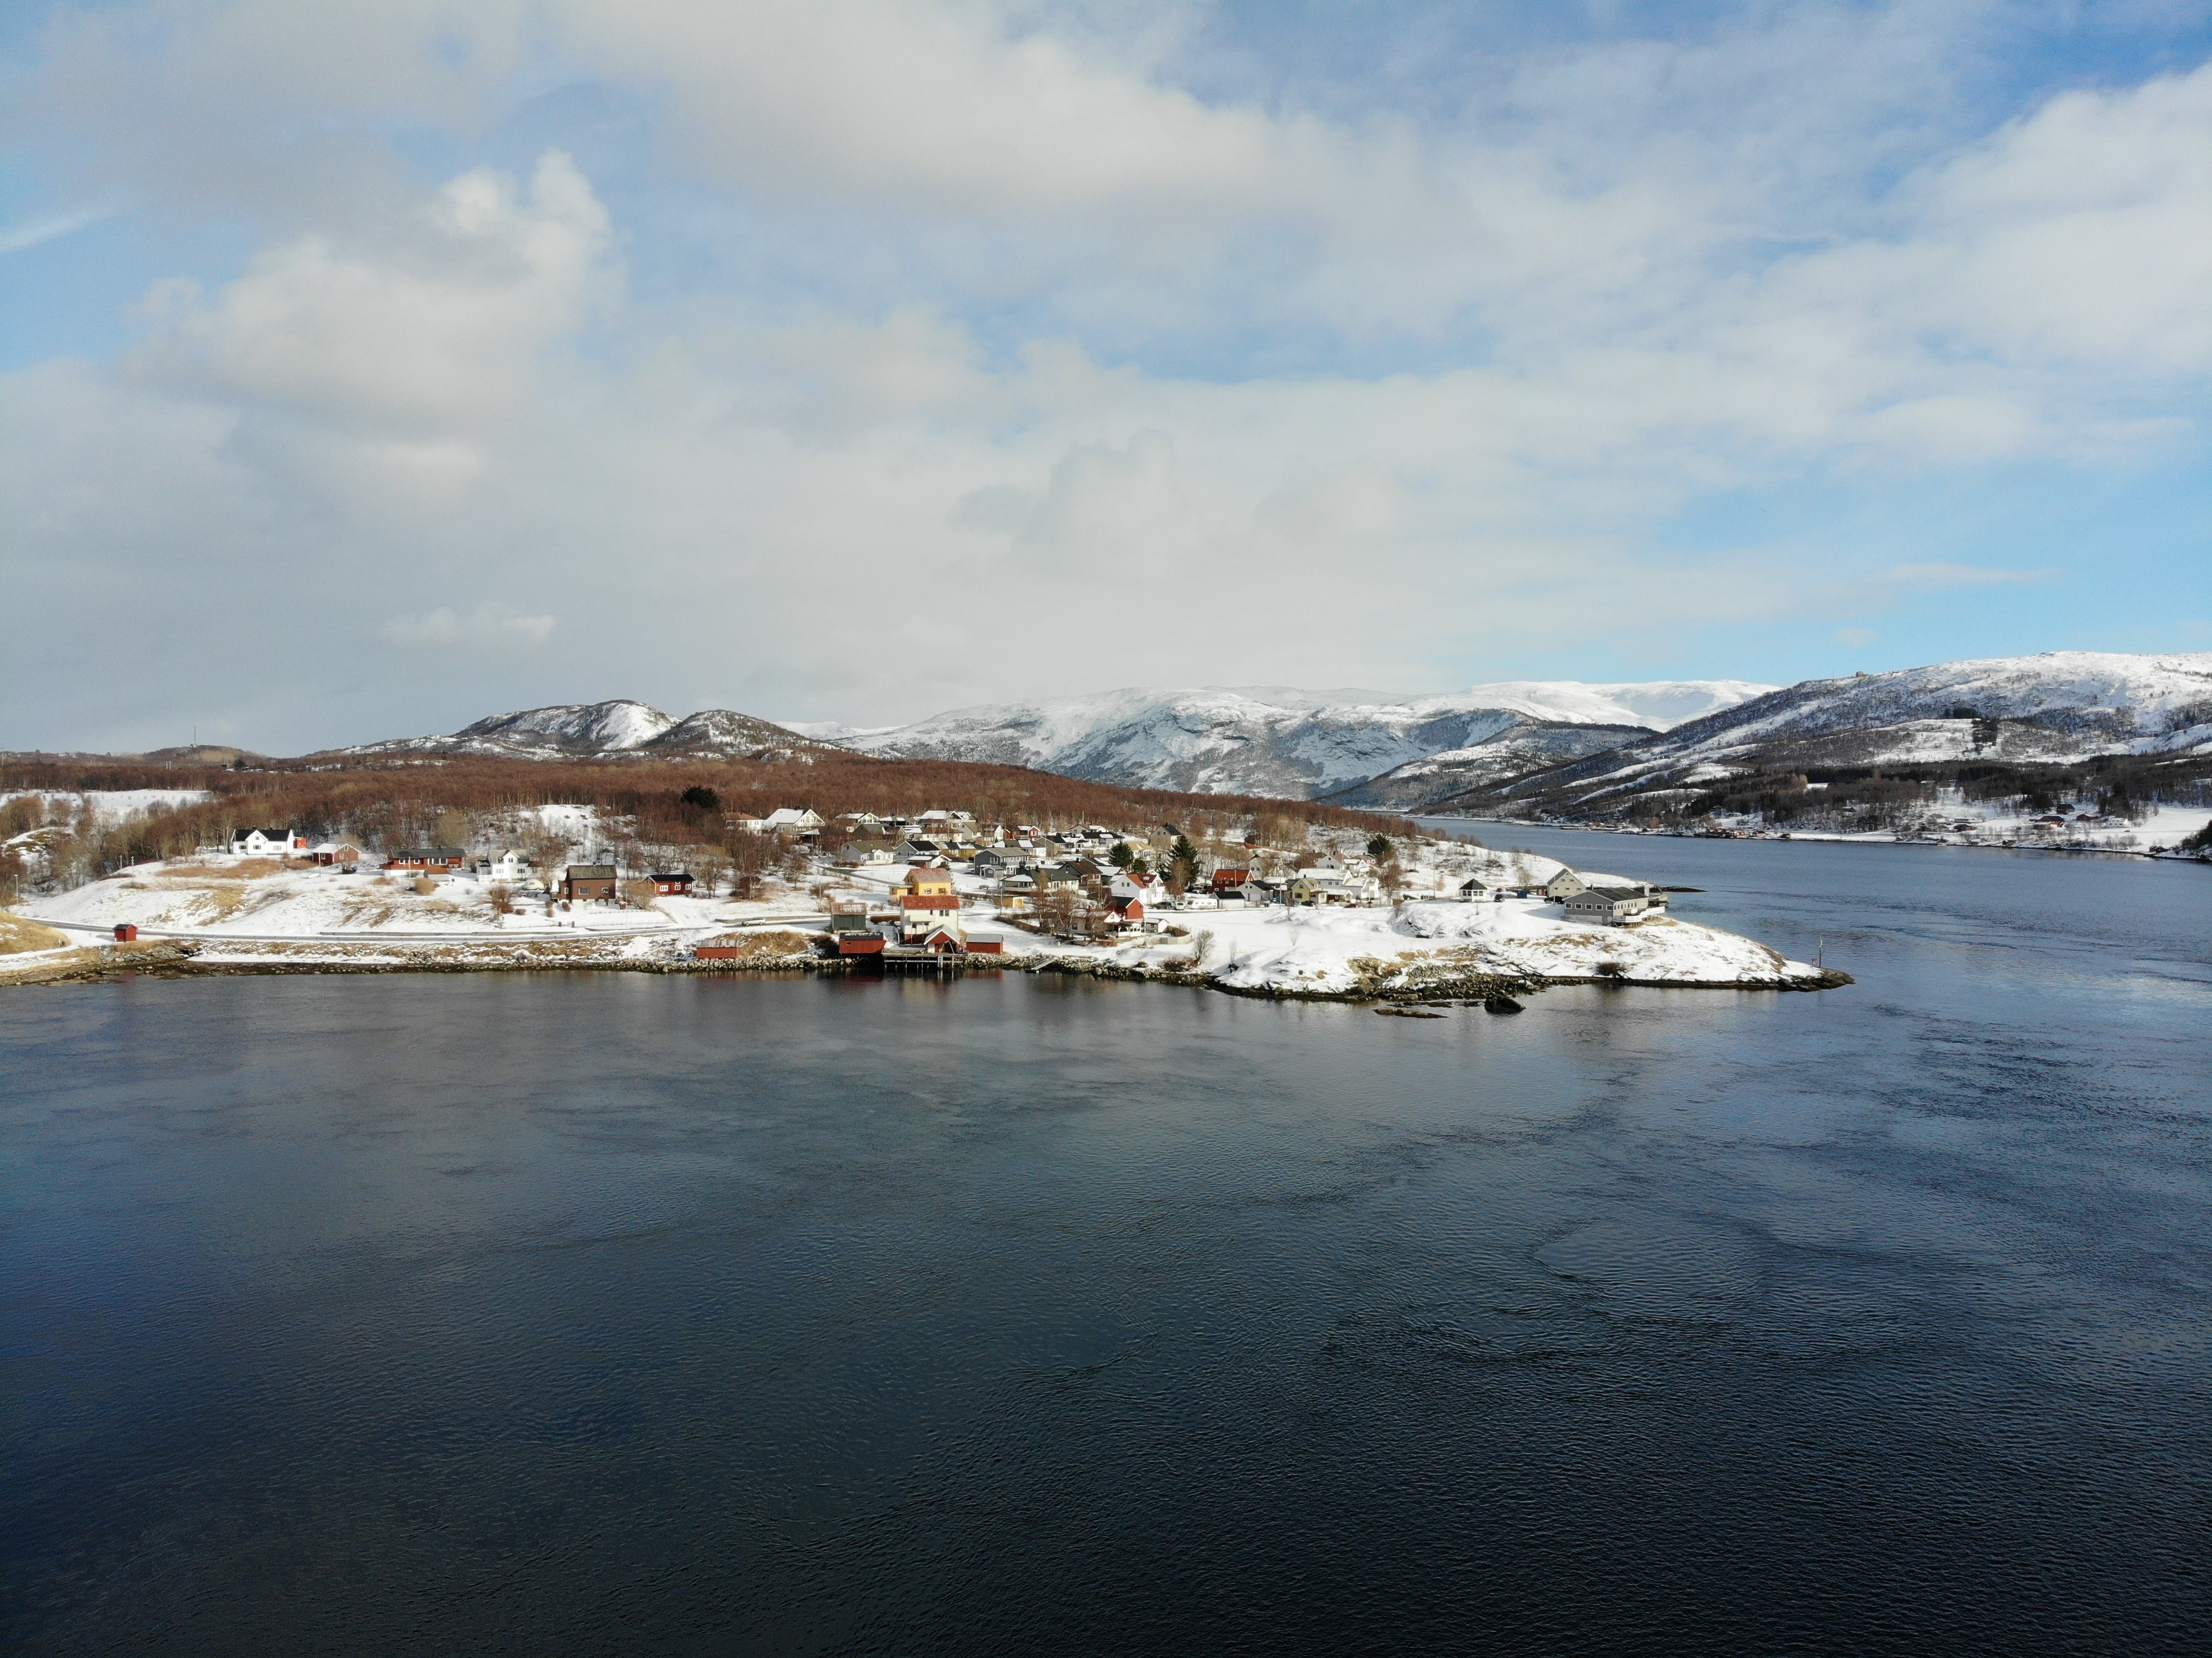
[
  {"xmin": 2, "ymin": 788, "xmax": 211, "ymax": 827},
  {"xmin": 23, "ymin": 860, "xmax": 817, "ymax": 942},
  {"xmin": 17, "ymin": 838, "xmax": 1824, "ymax": 995},
  {"xmin": 1039, "ymin": 898, "xmax": 1816, "ymax": 994}
]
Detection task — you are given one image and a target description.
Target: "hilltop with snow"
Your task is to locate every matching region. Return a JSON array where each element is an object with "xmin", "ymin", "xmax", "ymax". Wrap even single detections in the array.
[
  {"xmin": 1433, "ymin": 652, "xmax": 2212, "ymax": 819},
  {"xmin": 333, "ymin": 700, "xmax": 832, "ymax": 763},
  {"xmin": 826, "ymin": 681, "xmax": 1774, "ymax": 799}
]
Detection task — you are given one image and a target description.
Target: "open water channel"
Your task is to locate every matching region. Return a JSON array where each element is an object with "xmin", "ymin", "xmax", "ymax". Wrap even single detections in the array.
[{"xmin": 4, "ymin": 833, "xmax": 2209, "ymax": 1654}]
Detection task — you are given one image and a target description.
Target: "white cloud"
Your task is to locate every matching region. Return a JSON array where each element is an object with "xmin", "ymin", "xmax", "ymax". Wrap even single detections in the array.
[
  {"xmin": 382, "ymin": 606, "xmax": 558, "ymax": 648},
  {"xmin": 130, "ymin": 152, "xmax": 612, "ymax": 437},
  {"xmin": 0, "ymin": 206, "xmax": 113, "ymax": 255},
  {"xmin": 4, "ymin": 4, "xmax": 2210, "ymax": 748}
]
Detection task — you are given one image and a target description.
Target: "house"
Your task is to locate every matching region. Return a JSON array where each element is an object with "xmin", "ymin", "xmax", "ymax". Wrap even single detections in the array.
[
  {"xmin": 760, "ymin": 808, "xmax": 825, "ymax": 834},
  {"xmin": 899, "ymin": 869, "xmax": 960, "ymax": 939},
  {"xmin": 895, "ymin": 838, "xmax": 942, "ymax": 862},
  {"xmin": 563, "ymin": 863, "xmax": 619, "ymax": 902},
  {"xmin": 970, "ymin": 849, "xmax": 1009, "ymax": 874},
  {"xmin": 1059, "ymin": 857, "xmax": 1105, "ymax": 884},
  {"xmin": 651, "ymin": 872, "xmax": 694, "ymax": 897},
  {"xmin": 833, "ymin": 843, "xmax": 894, "ymax": 867},
  {"xmin": 838, "ymin": 933, "xmax": 887, "ymax": 957},
  {"xmin": 312, "ymin": 842, "xmax": 365, "ymax": 868},
  {"xmin": 826, "ymin": 911, "xmax": 873, "ymax": 935},
  {"xmin": 900, "ymin": 866, "xmax": 957, "ymax": 899},
  {"xmin": 921, "ymin": 926, "xmax": 968, "ymax": 953},
  {"xmin": 1562, "ymin": 884, "xmax": 1651, "ymax": 926},
  {"xmin": 1210, "ymin": 867, "xmax": 1251, "ymax": 894},
  {"xmin": 1458, "ymin": 876, "xmax": 1495, "ymax": 902},
  {"xmin": 231, "ymin": 827, "xmax": 302, "ymax": 857},
  {"xmin": 695, "ymin": 935, "xmax": 753, "ymax": 960},
  {"xmin": 386, "ymin": 846, "xmax": 467, "ymax": 873},
  {"xmin": 1544, "ymin": 869, "xmax": 1589, "ymax": 902},
  {"xmin": 475, "ymin": 849, "xmax": 532, "ymax": 883},
  {"xmin": 1108, "ymin": 870, "xmax": 1156, "ymax": 901},
  {"xmin": 965, "ymin": 935, "xmax": 1005, "ymax": 956},
  {"xmin": 1103, "ymin": 895, "xmax": 1147, "ymax": 930}
]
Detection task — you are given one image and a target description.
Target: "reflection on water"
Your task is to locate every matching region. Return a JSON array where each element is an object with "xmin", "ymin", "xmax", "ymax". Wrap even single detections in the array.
[{"xmin": 4, "ymin": 839, "xmax": 2210, "ymax": 1655}]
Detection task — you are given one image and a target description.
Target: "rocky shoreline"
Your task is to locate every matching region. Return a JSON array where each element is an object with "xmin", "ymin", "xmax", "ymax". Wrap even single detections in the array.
[{"xmin": 2, "ymin": 936, "xmax": 1853, "ymax": 998}]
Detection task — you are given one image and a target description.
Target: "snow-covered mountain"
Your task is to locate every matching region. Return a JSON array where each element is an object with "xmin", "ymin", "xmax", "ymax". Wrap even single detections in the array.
[
  {"xmin": 1329, "ymin": 723, "xmax": 1656, "ymax": 810},
  {"xmin": 837, "ymin": 681, "xmax": 1774, "ymax": 798},
  {"xmin": 1430, "ymin": 652, "xmax": 2212, "ymax": 817},
  {"xmin": 337, "ymin": 700, "xmax": 830, "ymax": 762}
]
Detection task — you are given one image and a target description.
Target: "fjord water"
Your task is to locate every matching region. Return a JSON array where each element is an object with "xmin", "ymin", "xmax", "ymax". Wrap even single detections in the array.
[{"xmin": 5, "ymin": 842, "xmax": 2209, "ymax": 1655}]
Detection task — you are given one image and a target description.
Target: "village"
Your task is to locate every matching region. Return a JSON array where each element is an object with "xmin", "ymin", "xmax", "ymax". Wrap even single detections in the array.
[{"xmin": 5, "ymin": 794, "xmax": 1830, "ymax": 996}]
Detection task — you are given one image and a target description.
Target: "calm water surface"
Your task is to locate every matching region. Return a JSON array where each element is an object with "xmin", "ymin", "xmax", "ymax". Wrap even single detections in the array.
[{"xmin": 4, "ymin": 837, "xmax": 2210, "ymax": 1654}]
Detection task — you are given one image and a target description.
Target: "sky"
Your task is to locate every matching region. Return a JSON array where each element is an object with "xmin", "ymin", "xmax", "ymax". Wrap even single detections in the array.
[{"xmin": 3, "ymin": 0, "xmax": 2209, "ymax": 755}]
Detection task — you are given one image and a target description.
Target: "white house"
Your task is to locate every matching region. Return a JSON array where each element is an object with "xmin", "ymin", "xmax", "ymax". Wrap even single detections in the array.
[
  {"xmin": 760, "ymin": 808, "xmax": 825, "ymax": 833},
  {"xmin": 231, "ymin": 827, "xmax": 303, "ymax": 857},
  {"xmin": 476, "ymin": 850, "xmax": 534, "ymax": 884}
]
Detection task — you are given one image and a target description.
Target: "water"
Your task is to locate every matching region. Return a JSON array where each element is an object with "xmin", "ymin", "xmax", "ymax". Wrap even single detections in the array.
[{"xmin": 4, "ymin": 839, "xmax": 2210, "ymax": 1654}]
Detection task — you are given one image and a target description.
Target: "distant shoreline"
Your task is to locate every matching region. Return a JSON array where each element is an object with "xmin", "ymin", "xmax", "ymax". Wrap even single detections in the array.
[{"xmin": 1420, "ymin": 815, "xmax": 2208, "ymax": 863}]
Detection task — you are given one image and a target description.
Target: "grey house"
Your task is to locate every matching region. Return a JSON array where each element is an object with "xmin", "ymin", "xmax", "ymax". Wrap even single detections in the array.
[{"xmin": 1562, "ymin": 884, "xmax": 1652, "ymax": 926}]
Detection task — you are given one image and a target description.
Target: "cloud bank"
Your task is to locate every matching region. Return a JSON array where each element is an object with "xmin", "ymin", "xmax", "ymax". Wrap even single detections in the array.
[{"xmin": 2, "ymin": 1, "xmax": 2208, "ymax": 751}]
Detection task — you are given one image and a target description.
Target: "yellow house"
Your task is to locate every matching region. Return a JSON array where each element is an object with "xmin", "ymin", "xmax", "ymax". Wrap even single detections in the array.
[{"xmin": 900, "ymin": 866, "xmax": 955, "ymax": 899}]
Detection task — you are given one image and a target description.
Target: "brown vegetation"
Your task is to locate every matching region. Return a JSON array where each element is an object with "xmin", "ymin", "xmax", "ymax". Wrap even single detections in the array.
[
  {"xmin": 1, "ymin": 752, "xmax": 1414, "ymax": 890},
  {"xmin": 0, "ymin": 910, "xmax": 69, "ymax": 953}
]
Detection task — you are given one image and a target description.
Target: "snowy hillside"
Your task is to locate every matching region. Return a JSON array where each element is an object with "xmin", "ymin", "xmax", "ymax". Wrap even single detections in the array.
[
  {"xmin": 337, "ymin": 700, "xmax": 832, "ymax": 762},
  {"xmin": 1432, "ymin": 651, "xmax": 2212, "ymax": 818},
  {"xmin": 839, "ymin": 681, "xmax": 1772, "ymax": 798},
  {"xmin": 1650, "ymin": 652, "xmax": 2212, "ymax": 759},
  {"xmin": 1330, "ymin": 724, "xmax": 1653, "ymax": 809}
]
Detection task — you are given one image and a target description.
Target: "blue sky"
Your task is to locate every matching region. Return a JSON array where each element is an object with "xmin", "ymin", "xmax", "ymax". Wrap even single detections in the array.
[{"xmin": 3, "ymin": 1, "xmax": 2209, "ymax": 753}]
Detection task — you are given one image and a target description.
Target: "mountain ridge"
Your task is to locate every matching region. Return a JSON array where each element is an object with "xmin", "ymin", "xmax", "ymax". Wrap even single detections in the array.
[{"xmin": 301, "ymin": 654, "xmax": 2212, "ymax": 815}]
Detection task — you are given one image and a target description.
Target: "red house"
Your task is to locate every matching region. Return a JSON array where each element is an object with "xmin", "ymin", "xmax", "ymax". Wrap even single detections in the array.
[
  {"xmin": 1210, "ymin": 867, "xmax": 1251, "ymax": 893},
  {"xmin": 386, "ymin": 846, "xmax": 466, "ymax": 872},
  {"xmin": 1104, "ymin": 896, "xmax": 1145, "ymax": 928},
  {"xmin": 651, "ymin": 872, "xmax": 694, "ymax": 897}
]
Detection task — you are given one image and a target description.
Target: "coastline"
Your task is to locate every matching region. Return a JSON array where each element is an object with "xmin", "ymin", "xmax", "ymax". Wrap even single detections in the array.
[
  {"xmin": 1423, "ymin": 813, "xmax": 2211, "ymax": 862},
  {"xmin": 1, "ymin": 932, "xmax": 1852, "ymax": 996}
]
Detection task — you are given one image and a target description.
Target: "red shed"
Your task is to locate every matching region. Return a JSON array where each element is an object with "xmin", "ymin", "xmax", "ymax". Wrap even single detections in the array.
[
  {"xmin": 113, "ymin": 923, "xmax": 139, "ymax": 942},
  {"xmin": 838, "ymin": 934, "xmax": 886, "ymax": 956}
]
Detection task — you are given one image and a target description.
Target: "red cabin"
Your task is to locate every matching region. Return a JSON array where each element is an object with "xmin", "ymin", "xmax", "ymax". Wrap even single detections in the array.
[{"xmin": 113, "ymin": 923, "xmax": 139, "ymax": 942}]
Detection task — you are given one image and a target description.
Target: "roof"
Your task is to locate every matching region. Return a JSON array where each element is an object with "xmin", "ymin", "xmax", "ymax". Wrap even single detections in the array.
[
  {"xmin": 1574, "ymin": 884, "xmax": 1649, "ymax": 902},
  {"xmin": 900, "ymin": 893, "xmax": 961, "ymax": 910},
  {"xmin": 566, "ymin": 864, "xmax": 617, "ymax": 879},
  {"xmin": 393, "ymin": 846, "xmax": 467, "ymax": 858},
  {"xmin": 650, "ymin": 871, "xmax": 692, "ymax": 882}
]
